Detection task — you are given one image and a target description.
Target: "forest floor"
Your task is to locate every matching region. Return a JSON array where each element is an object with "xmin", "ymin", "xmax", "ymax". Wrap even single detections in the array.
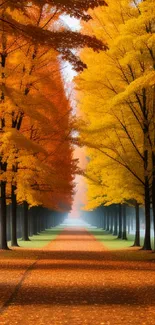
[{"xmin": 0, "ymin": 228, "xmax": 155, "ymax": 325}]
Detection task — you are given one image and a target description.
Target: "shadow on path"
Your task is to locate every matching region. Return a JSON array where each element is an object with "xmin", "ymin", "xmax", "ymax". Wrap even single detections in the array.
[{"xmin": 0, "ymin": 228, "xmax": 155, "ymax": 325}]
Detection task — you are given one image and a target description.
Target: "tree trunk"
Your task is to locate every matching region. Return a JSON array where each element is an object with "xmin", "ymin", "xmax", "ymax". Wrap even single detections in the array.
[
  {"xmin": 142, "ymin": 112, "xmax": 152, "ymax": 250},
  {"xmin": 133, "ymin": 202, "xmax": 140, "ymax": 247},
  {"xmin": 7, "ymin": 205, "xmax": 11, "ymax": 242},
  {"xmin": 113, "ymin": 207, "xmax": 118, "ymax": 236},
  {"xmin": 106, "ymin": 209, "xmax": 109, "ymax": 231},
  {"xmin": 103, "ymin": 207, "xmax": 106, "ymax": 230},
  {"xmin": 41, "ymin": 211, "xmax": 45, "ymax": 231},
  {"xmin": 46, "ymin": 215, "xmax": 49, "ymax": 229},
  {"xmin": 44, "ymin": 214, "xmax": 47, "ymax": 230},
  {"xmin": 0, "ymin": 180, "xmax": 9, "ymax": 249},
  {"xmin": 142, "ymin": 177, "xmax": 151, "ymax": 250},
  {"xmin": 117, "ymin": 204, "xmax": 122, "ymax": 239},
  {"xmin": 151, "ymin": 152, "xmax": 155, "ymax": 251},
  {"xmin": 37, "ymin": 213, "xmax": 41, "ymax": 233},
  {"xmin": 127, "ymin": 214, "xmax": 130, "ymax": 234},
  {"xmin": 131, "ymin": 214, "xmax": 134, "ymax": 231},
  {"xmin": 122, "ymin": 204, "xmax": 127, "ymax": 240},
  {"xmin": 11, "ymin": 185, "xmax": 19, "ymax": 247},
  {"xmin": 99, "ymin": 214, "xmax": 102, "ymax": 228},
  {"xmin": 22, "ymin": 201, "xmax": 30, "ymax": 241},
  {"xmin": 29, "ymin": 212, "xmax": 33, "ymax": 236},
  {"xmin": 32, "ymin": 208, "xmax": 38, "ymax": 235},
  {"xmin": 51, "ymin": 214, "xmax": 54, "ymax": 228},
  {"xmin": 19, "ymin": 206, "xmax": 23, "ymax": 238},
  {"xmin": 109, "ymin": 209, "xmax": 113, "ymax": 234},
  {"xmin": 33, "ymin": 216, "xmax": 38, "ymax": 235}
]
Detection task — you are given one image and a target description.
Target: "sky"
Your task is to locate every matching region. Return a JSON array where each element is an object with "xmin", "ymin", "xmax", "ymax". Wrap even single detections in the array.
[
  {"xmin": 62, "ymin": 16, "xmax": 87, "ymax": 219},
  {"xmin": 69, "ymin": 148, "xmax": 88, "ymax": 219},
  {"xmin": 61, "ymin": 16, "xmax": 81, "ymax": 32}
]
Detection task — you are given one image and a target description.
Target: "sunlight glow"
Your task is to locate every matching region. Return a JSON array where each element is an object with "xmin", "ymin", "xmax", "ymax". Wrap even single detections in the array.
[{"xmin": 61, "ymin": 217, "xmax": 96, "ymax": 228}]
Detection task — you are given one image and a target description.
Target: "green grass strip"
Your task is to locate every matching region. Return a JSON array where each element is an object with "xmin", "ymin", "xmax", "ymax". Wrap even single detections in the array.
[
  {"xmin": 8, "ymin": 227, "xmax": 63, "ymax": 249},
  {"xmin": 87, "ymin": 228, "xmax": 154, "ymax": 250}
]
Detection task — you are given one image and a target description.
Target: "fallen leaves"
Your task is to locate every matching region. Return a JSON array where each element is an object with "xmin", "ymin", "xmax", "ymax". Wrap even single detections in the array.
[{"xmin": 0, "ymin": 228, "xmax": 154, "ymax": 324}]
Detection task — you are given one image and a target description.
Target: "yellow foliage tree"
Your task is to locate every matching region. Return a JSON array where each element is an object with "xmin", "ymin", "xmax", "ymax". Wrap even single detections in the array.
[{"xmin": 75, "ymin": 0, "xmax": 155, "ymax": 249}]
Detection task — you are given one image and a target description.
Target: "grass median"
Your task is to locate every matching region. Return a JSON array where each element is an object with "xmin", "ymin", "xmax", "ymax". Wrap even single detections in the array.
[
  {"xmin": 8, "ymin": 227, "xmax": 63, "ymax": 249},
  {"xmin": 88, "ymin": 228, "xmax": 151, "ymax": 250}
]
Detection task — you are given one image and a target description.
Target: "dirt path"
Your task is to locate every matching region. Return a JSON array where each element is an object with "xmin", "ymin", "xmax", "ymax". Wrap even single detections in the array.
[{"xmin": 0, "ymin": 228, "xmax": 155, "ymax": 325}]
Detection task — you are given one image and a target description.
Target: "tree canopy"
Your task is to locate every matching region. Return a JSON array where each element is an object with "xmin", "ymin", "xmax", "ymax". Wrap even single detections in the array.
[{"xmin": 75, "ymin": 0, "xmax": 155, "ymax": 249}]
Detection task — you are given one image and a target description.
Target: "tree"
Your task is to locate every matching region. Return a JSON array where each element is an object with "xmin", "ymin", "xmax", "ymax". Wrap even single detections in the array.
[
  {"xmin": 4, "ymin": 31, "xmax": 76, "ymax": 244},
  {"xmin": 0, "ymin": 0, "xmax": 108, "ymax": 248},
  {"xmin": 75, "ymin": 0, "xmax": 155, "ymax": 249},
  {"xmin": 0, "ymin": 1, "xmax": 107, "ymax": 71}
]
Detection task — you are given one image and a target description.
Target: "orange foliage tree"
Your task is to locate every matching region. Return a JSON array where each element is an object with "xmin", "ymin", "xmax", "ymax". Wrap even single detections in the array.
[{"xmin": 0, "ymin": 1, "xmax": 107, "ymax": 249}]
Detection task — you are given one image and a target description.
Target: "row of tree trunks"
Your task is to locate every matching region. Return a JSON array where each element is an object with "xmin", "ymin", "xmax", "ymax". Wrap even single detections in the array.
[
  {"xmin": 82, "ymin": 203, "xmax": 142, "ymax": 248},
  {"xmin": 107, "ymin": 204, "xmax": 140, "ymax": 245},
  {"xmin": 0, "ymin": 202, "xmax": 63, "ymax": 249}
]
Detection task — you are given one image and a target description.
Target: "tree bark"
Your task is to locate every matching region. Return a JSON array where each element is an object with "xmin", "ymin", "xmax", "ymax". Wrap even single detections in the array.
[
  {"xmin": 113, "ymin": 207, "xmax": 118, "ymax": 236},
  {"xmin": 32, "ymin": 208, "xmax": 38, "ymax": 235},
  {"xmin": 127, "ymin": 214, "xmax": 130, "ymax": 234},
  {"xmin": 103, "ymin": 207, "xmax": 106, "ymax": 230},
  {"xmin": 117, "ymin": 204, "xmax": 122, "ymax": 239},
  {"xmin": 33, "ymin": 216, "xmax": 38, "ymax": 235},
  {"xmin": 7, "ymin": 205, "xmax": 11, "ymax": 242},
  {"xmin": 133, "ymin": 202, "xmax": 140, "ymax": 247},
  {"xmin": 0, "ymin": 180, "xmax": 9, "ymax": 249},
  {"xmin": 151, "ymin": 152, "xmax": 155, "ymax": 251},
  {"xmin": 142, "ymin": 101, "xmax": 152, "ymax": 250},
  {"xmin": 37, "ymin": 212, "xmax": 41, "ymax": 233},
  {"xmin": 109, "ymin": 208, "xmax": 113, "ymax": 234},
  {"xmin": 122, "ymin": 204, "xmax": 127, "ymax": 240},
  {"xmin": 142, "ymin": 176, "xmax": 152, "ymax": 250},
  {"xmin": 22, "ymin": 201, "xmax": 30, "ymax": 241},
  {"xmin": 106, "ymin": 209, "xmax": 109, "ymax": 231},
  {"xmin": 29, "ymin": 212, "xmax": 34, "ymax": 236},
  {"xmin": 11, "ymin": 185, "xmax": 19, "ymax": 247}
]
